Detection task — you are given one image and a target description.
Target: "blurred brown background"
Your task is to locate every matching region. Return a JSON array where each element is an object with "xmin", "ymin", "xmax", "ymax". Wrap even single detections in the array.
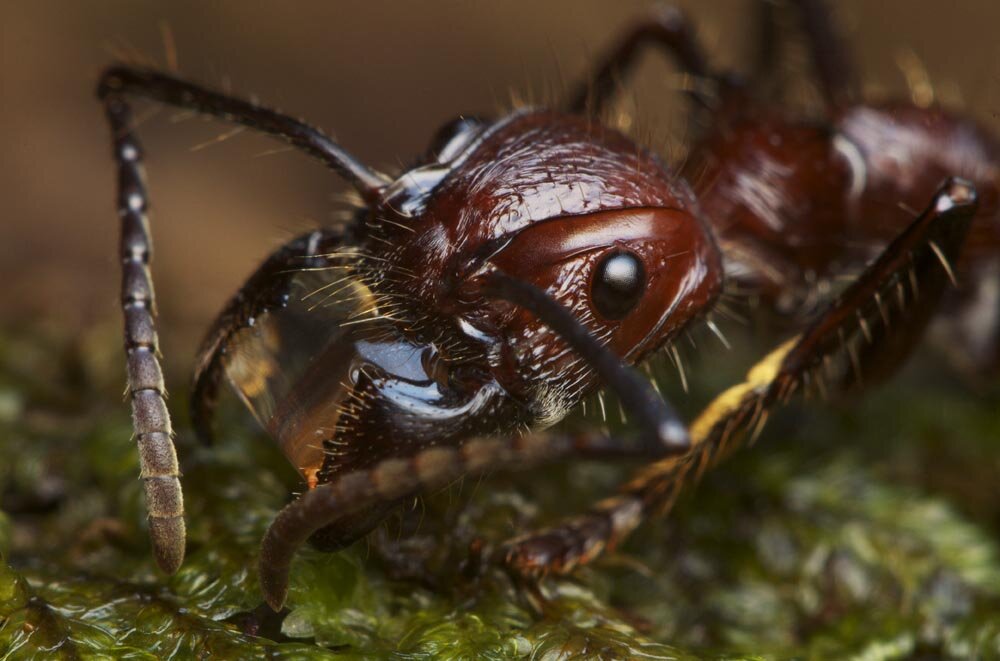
[{"xmin": 2, "ymin": 1, "xmax": 998, "ymax": 361}]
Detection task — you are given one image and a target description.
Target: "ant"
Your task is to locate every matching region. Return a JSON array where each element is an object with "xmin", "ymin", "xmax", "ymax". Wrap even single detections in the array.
[{"xmin": 97, "ymin": 0, "xmax": 994, "ymax": 612}]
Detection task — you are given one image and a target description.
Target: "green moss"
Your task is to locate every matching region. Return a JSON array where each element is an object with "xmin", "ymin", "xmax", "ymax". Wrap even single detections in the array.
[{"xmin": 1, "ymin": 324, "xmax": 999, "ymax": 659}]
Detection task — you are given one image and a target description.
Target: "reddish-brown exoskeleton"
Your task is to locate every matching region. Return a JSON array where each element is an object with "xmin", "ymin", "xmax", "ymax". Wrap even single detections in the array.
[
  {"xmin": 97, "ymin": 0, "xmax": 995, "ymax": 611},
  {"xmin": 570, "ymin": 0, "xmax": 999, "ymax": 363}
]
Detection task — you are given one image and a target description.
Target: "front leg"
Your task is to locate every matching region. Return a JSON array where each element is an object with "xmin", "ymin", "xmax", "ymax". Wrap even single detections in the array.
[
  {"xmin": 258, "ymin": 427, "xmax": 689, "ymax": 611},
  {"xmin": 502, "ymin": 178, "xmax": 977, "ymax": 580},
  {"xmin": 190, "ymin": 228, "xmax": 344, "ymax": 444}
]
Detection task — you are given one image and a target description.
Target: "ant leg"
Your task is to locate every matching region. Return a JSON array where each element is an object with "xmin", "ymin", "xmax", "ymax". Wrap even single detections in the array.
[
  {"xmin": 748, "ymin": 0, "xmax": 802, "ymax": 102},
  {"xmin": 190, "ymin": 229, "xmax": 439, "ymax": 562},
  {"xmin": 258, "ymin": 428, "xmax": 676, "ymax": 611},
  {"xmin": 191, "ymin": 228, "xmax": 344, "ymax": 444},
  {"xmin": 98, "ymin": 66, "xmax": 387, "ymax": 572},
  {"xmin": 190, "ymin": 229, "xmax": 418, "ymax": 557},
  {"xmin": 502, "ymin": 178, "xmax": 978, "ymax": 578},
  {"xmin": 786, "ymin": 0, "xmax": 858, "ymax": 109},
  {"xmin": 565, "ymin": 6, "xmax": 713, "ymax": 115},
  {"xmin": 753, "ymin": 1, "xmax": 781, "ymax": 81}
]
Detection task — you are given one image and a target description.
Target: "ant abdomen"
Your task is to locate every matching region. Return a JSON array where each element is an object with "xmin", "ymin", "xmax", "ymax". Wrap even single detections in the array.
[{"xmin": 836, "ymin": 103, "xmax": 1000, "ymax": 262}]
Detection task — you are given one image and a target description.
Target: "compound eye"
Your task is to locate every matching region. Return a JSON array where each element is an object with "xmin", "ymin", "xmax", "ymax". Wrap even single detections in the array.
[{"xmin": 591, "ymin": 250, "xmax": 646, "ymax": 320}]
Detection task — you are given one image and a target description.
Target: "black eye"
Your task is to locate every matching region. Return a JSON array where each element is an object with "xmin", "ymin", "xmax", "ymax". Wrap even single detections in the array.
[{"xmin": 591, "ymin": 250, "xmax": 646, "ymax": 320}]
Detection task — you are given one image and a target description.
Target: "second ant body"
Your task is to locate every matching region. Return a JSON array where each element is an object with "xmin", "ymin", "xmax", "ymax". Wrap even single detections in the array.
[{"xmin": 97, "ymin": 0, "xmax": 996, "ymax": 610}]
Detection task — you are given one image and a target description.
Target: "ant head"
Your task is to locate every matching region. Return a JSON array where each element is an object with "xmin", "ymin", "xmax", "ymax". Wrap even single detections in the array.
[
  {"xmin": 487, "ymin": 206, "xmax": 720, "ymax": 365},
  {"xmin": 371, "ymin": 110, "xmax": 721, "ymax": 409}
]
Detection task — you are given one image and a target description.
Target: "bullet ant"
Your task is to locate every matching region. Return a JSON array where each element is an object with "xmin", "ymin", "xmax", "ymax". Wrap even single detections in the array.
[{"xmin": 97, "ymin": 0, "xmax": 994, "ymax": 610}]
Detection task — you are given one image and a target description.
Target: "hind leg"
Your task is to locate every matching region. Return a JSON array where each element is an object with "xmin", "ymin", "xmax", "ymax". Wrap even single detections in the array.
[
  {"xmin": 787, "ymin": 0, "xmax": 858, "ymax": 109},
  {"xmin": 564, "ymin": 6, "xmax": 713, "ymax": 115}
]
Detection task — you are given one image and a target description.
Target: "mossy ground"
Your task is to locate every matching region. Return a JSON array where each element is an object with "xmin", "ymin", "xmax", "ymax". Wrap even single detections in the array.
[{"xmin": 1, "ymin": 320, "xmax": 999, "ymax": 659}]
